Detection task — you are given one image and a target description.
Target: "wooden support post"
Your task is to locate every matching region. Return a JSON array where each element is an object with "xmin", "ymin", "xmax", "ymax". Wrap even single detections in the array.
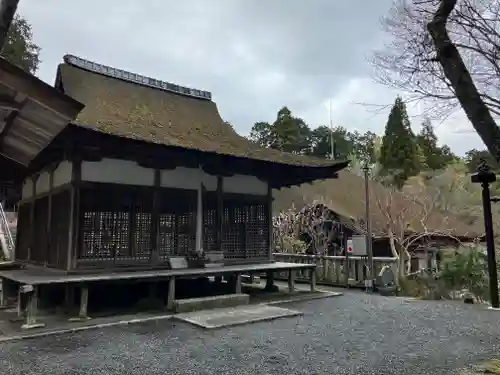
[
  {"xmin": 21, "ymin": 285, "xmax": 45, "ymax": 330},
  {"xmin": 216, "ymin": 176, "xmax": 223, "ymax": 252},
  {"xmin": 288, "ymin": 269, "xmax": 295, "ymax": 293},
  {"xmin": 235, "ymin": 274, "xmax": 242, "ymax": 294},
  {"xmin": 127, "ymin": 194, "xmax": 137, "ymax": 263},
  {"xmin": 310, "ymin": 268, "xmax": 317, "ymax": 292},
  {"xmin": 195, "ymin": 180, "xmax": 203, "ymax": 253},
  {"xmin": 28, "ymin": 175, "xmax": 37, "ymax": 261},
  {"xmin": 68, "ymin": 284, "xmax": 90, "ymax": 322},
  {"xmin": 167, "ymin": 276, "xmax": 175, "ymax": 310},
  {"xmin": 150, "ymin": 169, "xmax": 161, "ymax": 265},
  {"xmin": 267, "ymin": 184, "xmax": 273, "ymax": 261},
  {"xmin": 68, "ymin": 158, "xmax": 82, "ymax": 271},
  {"xmin": 0, "ymin": 278, "xmax": 5, "ymax": 308},
  {"xmin": 0, "ymin": 278, "xmax": 15, "ymax": 309},
  {"xmin": 46, "ymin": 169, "xmax": 54, "ymax": 266},
  {"xmin": 16, "ymin": 286, "xmax": 23, "ymax": 317},
  {"xmin": 357, "ymin": 259, "xmax": 364, "ymax": 285},
  {"xmin": 265, "ymin": 270, "xmax": 278, "ymax": 292}
]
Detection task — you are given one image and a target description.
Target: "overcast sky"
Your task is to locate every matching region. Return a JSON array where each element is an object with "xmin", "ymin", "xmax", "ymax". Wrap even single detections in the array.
[{"xmin": 19, "ymin": 0, "xmax": 485, "ymax": 155}]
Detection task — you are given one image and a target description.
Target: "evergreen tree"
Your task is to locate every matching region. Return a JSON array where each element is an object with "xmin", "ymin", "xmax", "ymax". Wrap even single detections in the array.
[
  {"xmin": 378, "ymin": 96, "xmax": 421, "ymax": 188},
  {"xmin": 249, "ymin": 107, "xmax": 311, "ymax": 154},
  {"xmin": 1, "ymin": 15, "xmax": 41, "ymax": 74},
  {"xmin": 417, "ymin": 117, "xmax": 456, "ymax": 170}
]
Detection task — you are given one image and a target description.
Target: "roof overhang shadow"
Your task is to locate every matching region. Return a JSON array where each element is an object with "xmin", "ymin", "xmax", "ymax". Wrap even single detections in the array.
[{"xmin": 0, "ymin": 58, "xmax": 84, "ymax": 166}]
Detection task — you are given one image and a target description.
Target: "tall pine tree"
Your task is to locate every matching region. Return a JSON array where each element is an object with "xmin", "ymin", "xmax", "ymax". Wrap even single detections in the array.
[
  {"xmin": 379, "ymin": 96, "xmax": 421, "ymax": 188},
  {"xmin": 417, "ymin": 117, "xmax": 457, "ymax": 170}
]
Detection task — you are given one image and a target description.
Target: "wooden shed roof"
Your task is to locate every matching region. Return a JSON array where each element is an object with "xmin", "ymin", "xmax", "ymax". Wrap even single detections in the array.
[{"xmin": 273, "ymin": 170, "xmax": 484, "ymax": 239}]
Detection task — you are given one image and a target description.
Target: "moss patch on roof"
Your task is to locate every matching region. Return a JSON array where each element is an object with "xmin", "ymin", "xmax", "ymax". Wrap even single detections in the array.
[{"xmin": 57, "ymin": 63, "xmax": 344, "ymax": 168}]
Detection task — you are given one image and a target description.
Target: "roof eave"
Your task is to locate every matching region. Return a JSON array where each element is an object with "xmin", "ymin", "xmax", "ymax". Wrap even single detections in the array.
[
  {"xmin": 272, "ymin": 160, "xmax": 351, "ymax": 189},
  {"xmin": 0, "ymin": 58, "xmax": 84, "ymax": 165}
]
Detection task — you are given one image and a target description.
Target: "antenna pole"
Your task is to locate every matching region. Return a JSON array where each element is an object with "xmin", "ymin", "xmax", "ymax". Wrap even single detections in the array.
[{"xmin": 329, "ymin": 100, "xmax": 334, "ymax": 160}]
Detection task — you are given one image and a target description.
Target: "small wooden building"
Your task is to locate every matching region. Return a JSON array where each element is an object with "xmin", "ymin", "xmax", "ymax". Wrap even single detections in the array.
[{"xmin": 13, "ymin": 55, "xmax": 349, "ymax": 273}]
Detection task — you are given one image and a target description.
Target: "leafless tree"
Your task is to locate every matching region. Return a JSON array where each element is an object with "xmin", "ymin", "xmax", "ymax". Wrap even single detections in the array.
[
  {"xmin": 374, "ymin": 182, "xmax": 461, "ymax": 278},
  {"xmin": 373, "ymin": 0, "xmax": 500, "ymax": 161}
]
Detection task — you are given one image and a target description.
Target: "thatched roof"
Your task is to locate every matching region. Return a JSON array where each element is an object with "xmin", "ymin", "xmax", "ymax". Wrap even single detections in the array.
[
  {"xmin": 55, "ymin": 62, "xmax": 347, "ymax": 170},
  {"xmin": 273, "ymin": 170, "xmax": 484, "ymax": 239}
]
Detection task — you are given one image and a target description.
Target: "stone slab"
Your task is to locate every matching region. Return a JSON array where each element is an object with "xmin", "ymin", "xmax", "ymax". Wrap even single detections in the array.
[
  {"xmin": 168, "ymin": 257, "xmax": 189, "ymax": 270},
  {"xmin": 174, "ymin": 293, "xmax": 249, "ymax": 313},
  {"xmin": 205, "ymin": 251, "xmax": 224, "ymax": 262},
  {"xmin": 175, "ymin": 304, "xmax": 303, "ymax": 329},
  {"xmin": 203, "ymin": 263, "xmax": 224, "ymax": 268}
]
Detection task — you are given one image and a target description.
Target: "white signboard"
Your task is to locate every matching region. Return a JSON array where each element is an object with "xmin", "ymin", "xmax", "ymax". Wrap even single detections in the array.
[{"xmin": 347, "ymin": 235, "xmax": 368, "ymax": 256}]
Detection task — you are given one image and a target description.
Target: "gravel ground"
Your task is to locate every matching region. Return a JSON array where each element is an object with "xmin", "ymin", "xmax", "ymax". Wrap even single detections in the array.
[{"xmin": 1, "ymin": 292, "xmax": 499, "ymax": 375}]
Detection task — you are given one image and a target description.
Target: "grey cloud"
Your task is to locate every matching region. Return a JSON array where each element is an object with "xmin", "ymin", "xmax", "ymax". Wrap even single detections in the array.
[{"xmin": 17, "ymin": 0, "xmax": 478, "ymax": 154}]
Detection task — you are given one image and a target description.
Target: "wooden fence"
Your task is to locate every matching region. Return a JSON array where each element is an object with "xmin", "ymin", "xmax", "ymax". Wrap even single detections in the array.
[{"xmin": 271, "ymin": 253, "xmax": 398, "ymax": 288}]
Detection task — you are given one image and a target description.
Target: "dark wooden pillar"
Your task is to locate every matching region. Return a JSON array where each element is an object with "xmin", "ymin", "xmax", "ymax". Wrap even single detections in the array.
[
  {"xmin": 150, "ymin": 169, "xmax": 161, "ymax": 265},
  {"xmin": 28, "ymin": 175, "xmax": 37, "ymax": 262},
  {"xmin": 267, "ymin": 184, "xmax": 273, "ymax": 261},
  {"xmin": 127, "ymin": 193, "xmax": 136, "ymax": 260},
  {"xmin": 45, "ymin": 169, "xmax": 54, "ymax": 266},
  {"xmin": 67, "ymin": 158, "xmax": 82, "ymax": 271},
  {"xmin": 216, "ymin": 176, "xmax": 223, "ymax": 251}
]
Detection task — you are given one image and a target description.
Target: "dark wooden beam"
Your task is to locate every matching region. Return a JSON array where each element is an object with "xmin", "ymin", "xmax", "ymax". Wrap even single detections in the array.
[
  {"xmin": 137, "ymin": 157, "xmax": 179, "ymax": 170},
  {"xmin": 67, "ymin": 157, "xmax": 82, "ymax": 271},
  {"xmin": 28, "ymin": 174, "xmax": 37, "ymax": 261},
  {"xmin": 216, "ymin": 176, "xmax": 223, "ymax": 251},
  {"xmin": 0, "ymin": 107, "xmax": 21, "ymax": 143},
  {"xmin": 267, "ymin": 184, "xmax": 273, "ymax": 260},
  {"xmin": 45, "ymin": 169, "xmax": 54, "ymax": 266},
  {"xmin": 202, "ymin": 164, "xmax": 235, "ymax": 177},
  {"xmin": 150, "ymin": 169, "xmax": 161, "ymax": 265},
  {"xmin": 78, "ymin": 146, "xmax": 103, "ymax": 162}
]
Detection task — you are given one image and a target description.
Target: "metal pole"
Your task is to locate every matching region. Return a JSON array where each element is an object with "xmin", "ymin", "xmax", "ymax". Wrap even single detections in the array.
[
  {"xmin": 329, "ymin": 100, "xmax": 334, "ymax": 160},
  {"xmin": 471, "ymin": 159, "xmax": 499, "ymax": 308},
  {"xmin": 363, "ymin": 164, "xmax": 375, "ymax": 291},
  {"xmin": 480, "ymin": 181, "xmax": 500, "ymax": 308}
]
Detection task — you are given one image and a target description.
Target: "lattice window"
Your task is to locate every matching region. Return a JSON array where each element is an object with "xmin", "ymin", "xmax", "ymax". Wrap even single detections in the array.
[
  {"xmin": 222, "ymin": 195, "xmax": 270, "ymax": 260},
  {"xmin": 158, "ymin": 213, "xmax": 175, "ymax": 259},
  {"xmin": 79, "ymin": 185, "xmax": 154, "ymax": 263},
  {"xmin": 81, "ymin": 211, "xmax": 130, "ymax": 260},
  {"xmin": 245, "ymin": 203, "xmax": 269, "ymax": 258},
  {"xmin": 222, "ymin": 203, "xmax": 246, "ymax": 259},
  {"xmin": 176, "ymin": 210, "xmax": 196, "ymax": 258},
  {"xmin": 203, "ymin": 191, "xmax": 217, "ymax": 252},
  {"xmin": 133, "ymin": 212, "xmax": 152, "ymax": 261},
  {"xmin": 157, "ymin": 188, "xmax": 197, "ymax": 259}
]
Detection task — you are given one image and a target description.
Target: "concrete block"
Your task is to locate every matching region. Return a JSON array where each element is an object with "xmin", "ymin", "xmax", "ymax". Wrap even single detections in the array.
[{"xmin": 173, "ymin": 293, "xmax": 249, "ymax": 313}]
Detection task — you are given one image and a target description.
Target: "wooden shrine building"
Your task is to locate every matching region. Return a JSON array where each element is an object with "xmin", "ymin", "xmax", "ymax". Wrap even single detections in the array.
[
  {"xmin": 0, "ymin": 55, "xmax": 348, "ymax": 328},
  {"xmin": 13, "ymin": 55, "xmax": 348, "ymax": 271}
]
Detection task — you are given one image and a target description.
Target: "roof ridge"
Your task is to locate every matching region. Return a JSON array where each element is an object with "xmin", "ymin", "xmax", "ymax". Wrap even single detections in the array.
[{"xmin": 62, "ymin": 54, "xmax": 212, "ymax": 101}]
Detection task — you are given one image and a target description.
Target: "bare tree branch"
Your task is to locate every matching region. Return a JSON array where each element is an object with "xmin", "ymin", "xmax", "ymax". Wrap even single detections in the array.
[{"xmin": 372, "ymin": 0, "xmax": 500, "ymax": 159}]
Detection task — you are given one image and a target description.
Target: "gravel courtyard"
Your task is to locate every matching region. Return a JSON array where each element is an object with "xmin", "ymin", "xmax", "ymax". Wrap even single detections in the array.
[{"xmin": 1, "ymin": 291, "xmax": 499, "ymax": 375}]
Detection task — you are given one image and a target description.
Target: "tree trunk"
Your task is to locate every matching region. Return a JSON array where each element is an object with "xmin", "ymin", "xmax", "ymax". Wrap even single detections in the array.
[
  {"xmin": 0, "ymin": 0, "xmax": 19, "ymax": 50},
  {"xmin": 388, "ymin": 228, "xmax": 402, "ymax": 285},
  {"xmin": 427, "ymin": 0, "xmax": 500, "ymax": 163}
]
